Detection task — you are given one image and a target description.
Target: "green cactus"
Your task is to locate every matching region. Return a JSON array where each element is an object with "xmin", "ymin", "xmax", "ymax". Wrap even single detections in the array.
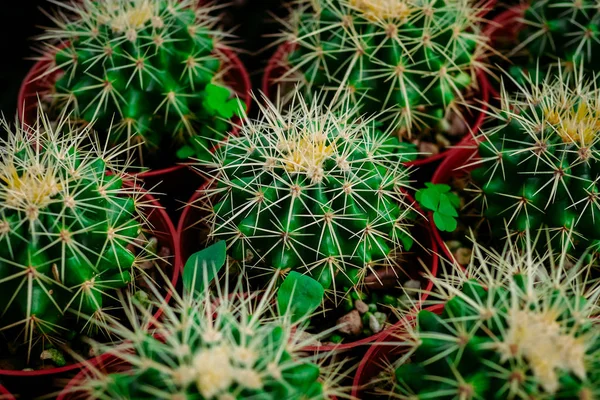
[
  {"xmin": 0, "ymin": 108, "xmax": 156, "ymax": 367},
  {"xmin": 388, "ymin": 233, "xmax": 600, "ymax": 399},
  {"xmin": 469, "ymin": 67, "xmax": 600, "ymax": 255},
  {"xmin": 278, "ymin": 0, "xmax": 487, "ymax": 146},
  {"xmin": 513, "ymin": 0, "xmax": 600, "ymax": 78},
  {"xmin": 66, "ymin": 267, "xmax": 349, "ymax": 400},
  {"xmin": 38, "ymin": 0, "xmax": 245, "ymax": 168},
  {"xmin": 195, "ymin": 92, "xmax": 421, "ymax": 296}
]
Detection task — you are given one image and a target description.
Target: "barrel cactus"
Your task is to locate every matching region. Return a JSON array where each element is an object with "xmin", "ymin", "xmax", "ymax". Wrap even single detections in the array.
[
  {"xmin": 63, "ymin": 271, "xmax": 348, "ymax": 399},
  {"xmin": 469, "ymin": 67, "xmax": 600, "ymax": 255},
  {"xmin": 387, "ymin": 233, "xmax": 600, "ymax": 399},
  {"xmin": 278, "ymin": 0, "xmax": 487, "ymax": 145},
  {"xmin": 196, "ymin": 91, "xmax": 420, "ymax": 295},
  {"xmin": 38, "ymin": 0, "xmax": 245, "ymax": 167},
  {"xmin": 0, "ymin": 108, "xmax": 156, "ymax": 368},
  {"xmin": 513, "ymin": 0, "xmax": 600, "ymax": 76}
]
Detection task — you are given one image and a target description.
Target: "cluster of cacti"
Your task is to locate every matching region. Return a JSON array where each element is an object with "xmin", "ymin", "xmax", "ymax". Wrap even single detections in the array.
[
  {"xmin": 388, "ymin": 233, "xmax": 600, "ymax": 399},
  {"xmin": 0, "ymin": 108, "xmax": 155, "ymax": 368},
  {"xmin": 64, "ymin": 271, "xmax": 347, "ymax": 400},
  {"xmin": 196, "ymin": 91, "xmax": 421, "ymax": 296},
  {"xmin": 513, "ymin": 0, "xmax": 600, "ymax": 76},
  {"xmin": 38, "ymin": 0, "xmax": 245, "ymax": 167},
  {"xmin": 469, "ymin": 67, "xmax": 600, "ymax": 255},
  {"xmin": 279, "ymin": 0, "xmax": 487, "ymax": 145}
]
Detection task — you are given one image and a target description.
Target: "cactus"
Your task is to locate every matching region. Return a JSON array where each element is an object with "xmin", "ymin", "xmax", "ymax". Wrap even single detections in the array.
[
  {"xmin": 278, "ymin": 0, "xmax": 488, "ymax": 145},
  {"xmin": 0, "ymin": 107, "xmax": 156, "ymax": 368},
  {"xmin": 63, "ymin": 267, "xmax": 349, "ymax": 399},
  {"xmin": 387, "ymin": 232, "xmax": 600, "ymax": 399},
  {"xmin": 37, "ymin": 0, "xmax": 245, "ymax": 168},
  {"xmin": 195, "ymin": 91, "xmax": 421, "ymax": 297},
  {"xmin": 513, "ymin": 0, "xmax": 600, "ymax": 77},
  {"xmin": 469, "ymin": 67, "xmax": 600, "ymax": 255}
]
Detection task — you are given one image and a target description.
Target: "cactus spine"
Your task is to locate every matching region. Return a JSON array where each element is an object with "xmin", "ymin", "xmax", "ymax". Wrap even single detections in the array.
[
  {"xmin": 38, "ymin": 0, "xmax": 244, "ymax": 167},
  {"xmin": 469, "ymin": 67, "xmax": 600, "ymax": 255},
  {"xmin": 514, "ymin": 0, "xmax": 600, "ymax": 75},
  {"xmin": 195, "ymin": 91, "xmax": 420, "ymax": 296},
  {"xmin": 279, "ymin": 0, "xmax": 487, "ymax": 142},
  {"xmin": 0, "ymin": 107, "xmax": 156, "ymax": 367},
  {"xmin": 387, "ymin": 233, "xmax": 600, "ymax": 399},
  {"xmin": 62, "ymin": 273, "xmax": 349, "ymax": 399}
]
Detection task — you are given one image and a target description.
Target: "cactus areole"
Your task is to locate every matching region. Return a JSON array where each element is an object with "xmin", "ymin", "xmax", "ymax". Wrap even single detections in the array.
[
  {"xmin": 0, "ymin": 110, "xmax": 163, "ymax": 371},
  {"xmin": 392, "ymin": 236, "xmax": 600, "ymax": 399},
  {"xmin": 38, "ymin": 0, "xmax": 246, "ymax": 169},
  {"xmin": 281, "ymin": 0, "xmax": 487, "ymax": 145},
  {"xmin": 470, "ymin": 68, "xmax": 600, "ymax": 255},
  {"xmin": 198, "ymin": 93, "xmax": 422, "ymax": 293}
]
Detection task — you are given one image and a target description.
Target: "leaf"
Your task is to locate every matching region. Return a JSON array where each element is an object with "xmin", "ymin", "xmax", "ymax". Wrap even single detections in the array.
[
  {"xmin": 183, "ymin": 241, "xmax": 227, "ymax": 295},
  {"xmin": 416, "ymin": 187, "xmax": 440, "ymax": 211},
  {"xmin": 433, "ymin": 211, "xmax": 457, "ymax": 232},
  {"xmin": 438, "ymin": 195, "xmax": 458, "ymax": 217},
  {"xmin": 448, "ymin": 192, "xmax": 460, "ymax": 208},
  {"xmin": 277, "ymin": 271, "xmax": 324, "ymax": 323},
  {"xmin": 176, "ymin": 145, "xmax": 196, "ymax": 160}
]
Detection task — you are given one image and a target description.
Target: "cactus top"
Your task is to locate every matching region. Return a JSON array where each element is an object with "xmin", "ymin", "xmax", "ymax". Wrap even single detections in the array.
[
  {"xmin": 38, "ymin": 0, "xmax": 243, "ymax": 168},
  {"xmin": 391, "ymin": 235, "xmax": 600, "ymax": 399},
  {"xmin": 198, "ymin": 93, "xmax": 420, "ymax": 291},
  {"xmin": 67, "ymin": 276, "xmax": 347, "ymax": 399},
  {"xmin": 0, "ymin": 110, "xmax": 154, "ymax": 365},
  {"xmin": 283, "ymin": 0, "xmax": 488, "ymax": 135},
  {"xmin": 469, "ymin": 69, "xmax": 600, "ymax": 253}
]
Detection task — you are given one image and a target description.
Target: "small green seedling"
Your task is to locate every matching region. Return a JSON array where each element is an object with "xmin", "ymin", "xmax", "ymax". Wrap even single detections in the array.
[
  {"xmin": 416, "ymin": 183, "xmax": 460, "ymax": 232},
  {"xmin": 277, "ymin": 271, "xmax": 325, "ymax": 323},
  {"xmin": 182, "ymin": 241, "xmax": 227, "ymax": 295}
]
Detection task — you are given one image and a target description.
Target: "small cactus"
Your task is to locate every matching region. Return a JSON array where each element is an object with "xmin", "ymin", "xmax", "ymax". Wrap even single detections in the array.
[
  {"xmin": 0, "ymin": 107, "xmax": 157, "ymax": 367},
  {"xmin": 195, "ymin": 91, "xmax": 421, "ymax": 297},
  {"xmin": 513, "ymin": 0, "xmax": 600, "ymax": 76},
  {"xmin": 37, "ymin": 0, "xmax": 245, "ymax": 168},
  {"xmin": 469, "ymin": 67, "xmax": 600, "ymax": 255},
  {"xmin": 62, "ymin": 267, "xmax": 349, "ymax": 399},
  {"xmin": 278, "ymin": 0, "xmax": 488, "ymax": 143},
  {"xmin": 386, "ymin": 232, "xmax": 600, "ymax": 399}
]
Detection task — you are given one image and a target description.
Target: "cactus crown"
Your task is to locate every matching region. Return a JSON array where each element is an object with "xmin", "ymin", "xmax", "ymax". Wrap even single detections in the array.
[
  {"xmin": 62, "ymin": 272, "xmax": 349, "ymax": 400},
  {"xmin": 0, "ymin": 108, "xmax": 158, "ymax": 367},
  {"xmin": 280, "ymin": 0, "xmax": 488, "ymax": 136},
  {"xmin": 194, "ymin": 91, "xmax": 421, "ymax": 298},
  {"xmin": 516, "ymin": 0, "xmax": 600, "ymax": 72},
  {"xmin": 469, "ymin": 67, "xmax": 600, "ymax": 254},
  {"xmin": 38, "ymin": 0, "xmax": 244, "ymax": 167},
  {"xmin": 386, "ymin": 233, "xmax": 600, "ymax": 399}
]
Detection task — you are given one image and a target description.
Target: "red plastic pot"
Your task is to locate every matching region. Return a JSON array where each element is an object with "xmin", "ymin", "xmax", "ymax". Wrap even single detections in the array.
[
  {"xmin": 262, "ymin": 43, "xmax": 490, "ymax": 168},
  {"xmin": 0, "ymin": 385, "xmax": 14, "ymax": 400},
  {"xmin": 17, "ymin": 46, "xmax": 251, "ymax": 182},
  {"xmin": 0, "ymin": 182, "xmax": 182, "ymax": 380},
  {"xmin": 351, "ymin": 303, "xmax": 444, "ymax": 399},
  {"xmin": 179, "ymin": 180, "xmax": 440, "ymax": 353}
]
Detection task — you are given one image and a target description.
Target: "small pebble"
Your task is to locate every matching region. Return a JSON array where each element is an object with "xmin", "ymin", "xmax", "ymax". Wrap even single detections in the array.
[
  {"xmin": 455, "ymin": 247, "xmax": 472, "ymax": 265},
  {"xmin": 337, "ymin": 310, "xmax": 363, "ymax": 336},
  {"xmin": 396, "ymin": 293, "xmax": 413, "ymax": 309},
  {"xmin": 355, "ymin": 300, "xmax": 369, "ymax": 314},
  {"xmin": 403, "ymin": 279, "xmax": 421, "ymax": 296},
  {"xmin": 447, "ymin": 111, "xmax": 469, "ymax": 137},
  {"xmin": 419, "ymin": 141, "xmax": 440, "ymax": 156},
  {"xmin": 368, "ymin": 313, "xmax": 381, "ymax": 333},
  {"xmin": 445, "ymin": 240, "xmax": 463, "ymax": 252},
  {"xmin": 435, "ymin": 133, "xmax": 451, "ymax": 148}
]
